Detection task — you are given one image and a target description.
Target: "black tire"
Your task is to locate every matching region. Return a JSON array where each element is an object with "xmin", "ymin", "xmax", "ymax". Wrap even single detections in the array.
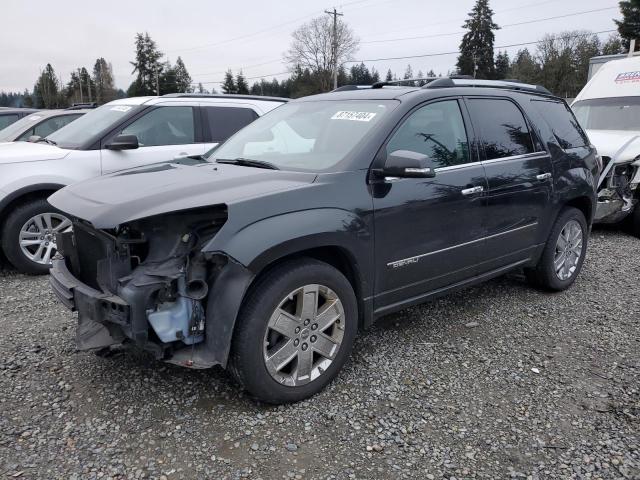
[
  {"xmin": 229, "ymin": 258, "xmax": 358, "ymax": 404},
  {"xmin": 1, "ymin": 198, "xmax": 67, "ymax": 275},
  {"xmin": 525, "ymin": 207, "xmax": 588, "ymax": 291}
]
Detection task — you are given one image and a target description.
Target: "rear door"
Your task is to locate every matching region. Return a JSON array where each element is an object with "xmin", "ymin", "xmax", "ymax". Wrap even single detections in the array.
[
  {"xmin": 372, "ymin": 98, "xmax": 488, "ymax": 311},
  {"xmin": 100, "ymin": 103, "xmax": 204, "ymax": 174},
  {"xmin": 465, "ymin": 96, "xmax": 554, "ymax": 271}
]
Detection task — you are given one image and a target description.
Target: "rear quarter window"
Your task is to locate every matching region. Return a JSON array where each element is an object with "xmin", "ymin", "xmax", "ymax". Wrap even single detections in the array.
[
  {"xmin": 204, "ymin": 107, "xmax": 259, "ymax": 143},
  {"xmin": 531, "ymin": 99, "xmax": 588, "ymax": 149}
]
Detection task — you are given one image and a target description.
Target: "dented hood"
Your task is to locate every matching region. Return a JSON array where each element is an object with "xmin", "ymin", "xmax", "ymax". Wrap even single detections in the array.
[
  {"xmin": 0, "ymin": 140, "xmax": 70, "ymax": 164},
  {"xmin": 48, "ymin": 161, "xmax": 317, "ymax": 228},
  {"xmin": 586, "ymin": 129, "xmax": 640, "ymax": 163}
]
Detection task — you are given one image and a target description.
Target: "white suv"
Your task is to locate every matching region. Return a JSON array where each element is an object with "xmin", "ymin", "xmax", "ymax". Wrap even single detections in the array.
[{"xmin": 0, "ymin": 94, "xmax": 287, "ymax": 273}]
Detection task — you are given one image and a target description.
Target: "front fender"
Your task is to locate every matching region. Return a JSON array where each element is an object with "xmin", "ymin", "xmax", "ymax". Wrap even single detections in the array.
[{"xmin": 206, "ymin": 207, "xmax": 372, "ymax": 276}]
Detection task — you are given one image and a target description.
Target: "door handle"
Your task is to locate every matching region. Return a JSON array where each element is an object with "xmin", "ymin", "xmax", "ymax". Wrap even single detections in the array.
[
  {"xmin": 536, "ymin": 172, "xmax": 552, "ymax": 181},
  {"xmin": 461, "ymin": 186, "xmax": 484, "ymax": 196}
]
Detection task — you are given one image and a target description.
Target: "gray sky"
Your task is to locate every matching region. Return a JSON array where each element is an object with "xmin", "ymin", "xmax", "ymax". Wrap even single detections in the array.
[{"xmin": 0, "ymin": 0, "xmax": 621, "ymax": 93}]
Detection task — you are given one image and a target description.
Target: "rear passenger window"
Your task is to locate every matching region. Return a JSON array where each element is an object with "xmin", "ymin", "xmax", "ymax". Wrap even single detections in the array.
[
  {"xmin": 531, "ymin": 99, "xmax": 587, "ymax": 149},
  {"xmin": 467, "ymin": 98, "xmax": 534, "ymax": 160},
  {"xmin": 386, "ymin": 100, "xmax": 470, "ymax": 168},
  {"xmin": 204, "ymin": 107, "xmax": 258, "ymax": 142}
]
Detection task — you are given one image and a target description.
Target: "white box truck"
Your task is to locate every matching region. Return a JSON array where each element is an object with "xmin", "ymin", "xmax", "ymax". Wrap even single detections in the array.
[{"xmin": 572, "ymin": 55, "xmax": 640, "ymax": 235}]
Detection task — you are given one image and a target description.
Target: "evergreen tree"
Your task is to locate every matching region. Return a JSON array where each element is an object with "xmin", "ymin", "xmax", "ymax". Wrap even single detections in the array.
[
  {"xmin": 236, "ymin": 70, "xmax": 249, "ymax": 94},
  {"xmin": 385, "ymin": 69, "xmax": 393, "ymax": 82},
  {"xmin": 197, "ymin": 82, "xmax": 209, "ymax": 94},
  {"xmin": 509, "ymin": 48, "xmax": 540, "ymax": 85},
  {"xmin": 173, "ymin": 57, "xmax": 193, "ymax": 93},
  {"xmin": 92, "ymin": 58, "xmax": 117, "ymax": 104},
  {"xmin": 129, "ymin": 32, "xmax": 164, "ymax": 96},
  {"xmin": 159, "ymin": 61, "xmax": 178, "ymax": 94},
  {"xmin": 495, "ymin": 51, "xmax": 510, "ymax": 79},
  {"xmin": 615, "ymin": 0, "xmax": 640, "ymax": 51},
  {"xmin": 416, "ymin": 70, "xmax": 425, "ymax": 86},
  {"xmin": 456, "ymin": 0, "xmax": 500, "ymax": 79},
  {"xmin": 371, "ymin": 67, "xmax": 380, "ymax": 83},
  {"xmin": 33, "ymin": 64, "xmax": 62, "ymax": 108},
  {"xmin": 222, "ymin": 70, "xmax": 237, "ymax": 94}
]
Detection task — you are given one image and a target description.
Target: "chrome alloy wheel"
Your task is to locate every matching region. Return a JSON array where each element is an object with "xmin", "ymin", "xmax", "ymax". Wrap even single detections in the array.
[
  {"xmin": 263, "ymin": 284, "xmax": 345, "ymax": 387},
  {"xmin": 554, "ymin": 219, "xmax": 583, "ymax": 281},
  {"xmin": 19, "ymin": 213, "xmax": 71, "ymax": 265}
]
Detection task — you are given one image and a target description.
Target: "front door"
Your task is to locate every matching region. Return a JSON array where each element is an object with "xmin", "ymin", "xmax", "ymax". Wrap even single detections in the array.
[
  {"xmin": 465, "ymin": 97, "xmax": 554, "ymax": 271},
  {"xmin": 372, "ymin": 99, "xmax": 488, "ymax": 313},
  {"xmin": 100, "ymin": 105, "xmax": 204, "ymax": 174}
]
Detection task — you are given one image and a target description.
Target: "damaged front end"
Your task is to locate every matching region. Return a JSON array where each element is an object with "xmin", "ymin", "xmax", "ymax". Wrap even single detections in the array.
[
  {"xmin": 594, "ymin": 135, "xmax": 640, "ymax": 224},
  {"xmin": 49, "ymin": 206, "xmax": 247, "ymax": 368}
]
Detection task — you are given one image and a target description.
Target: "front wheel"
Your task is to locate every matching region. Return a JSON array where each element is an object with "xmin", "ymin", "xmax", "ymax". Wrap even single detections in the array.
[
  {"xmin": 525, "ymin": 207, "xmax": 588, "ymax": 291},
  {"xmin": 1, "ymin": 198, "xmax": 71, "ymax": 275},
  {"xmin": 229, "ymin": 258, "xmax": 358, "ymax": 404}
]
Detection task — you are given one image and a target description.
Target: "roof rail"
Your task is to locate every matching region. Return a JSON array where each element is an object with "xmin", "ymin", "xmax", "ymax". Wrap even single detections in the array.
[
  {"xmin": 66, "ymin": 102, "xmax": 97, "ymax": 110},
  {"xmin": 371, "ymin": 77, "xmax": 439, "ymax": 89},
  {"xmin": 161, "ymin": 93, "xmax": 289, "ymax": 103},
  {"xmin": 423, "ymin": 78, "xmax": 551, "ymax": 94}
]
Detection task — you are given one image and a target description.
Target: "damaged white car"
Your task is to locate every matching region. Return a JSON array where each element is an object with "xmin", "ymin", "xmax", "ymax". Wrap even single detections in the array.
[{"xmin": 573, "ymin": 55, "xmax": 640, "ymax": 236}]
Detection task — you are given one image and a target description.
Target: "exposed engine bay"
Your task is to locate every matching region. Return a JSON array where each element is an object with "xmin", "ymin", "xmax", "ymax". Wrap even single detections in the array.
[
  {"xmin": 595, "ymin": 155, "xmax": 640, "ymax": 223},
  {"xmin": 50, "ymin": 207, "xmax": 234, "ymax": 366}
]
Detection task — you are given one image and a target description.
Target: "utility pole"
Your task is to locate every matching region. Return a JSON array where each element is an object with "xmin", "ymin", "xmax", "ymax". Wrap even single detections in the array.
[
  {"xmin": 156, "ymin": 66, "xmax": 160, "ymax": 96},
  {"xmin": 325, "ymin": 7, "xmax": 343, "ymax": 90},
  {"xmin": 78, "ymin": 68, "xmax": 84, "ymax": 103}
]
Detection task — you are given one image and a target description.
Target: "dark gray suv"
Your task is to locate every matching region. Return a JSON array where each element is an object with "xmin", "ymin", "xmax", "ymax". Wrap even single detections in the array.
[{"xmin": 49, "ymin": 78, "xmax": 599, "ymax": 403}]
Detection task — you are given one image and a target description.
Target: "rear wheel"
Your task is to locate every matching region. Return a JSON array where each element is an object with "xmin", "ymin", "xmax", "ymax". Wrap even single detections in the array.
[
  {"xmin": 1, "ymin": 198, "xmax": 71, "ymax": 275},
  {"xmin": 229, "ymin": 258, "xmax": 357, "ymax": 404},
  {"xmin": 525, "ymin": 207, "xmax": 588, "ymax": 291}
]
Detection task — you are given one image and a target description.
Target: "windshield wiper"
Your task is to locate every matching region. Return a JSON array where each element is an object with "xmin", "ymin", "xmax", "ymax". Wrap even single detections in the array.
[
  {"xmin": 36, "ymin": 137, "xmax": 57, "ymax": 146},
  {"xmin": 216, "ymin": 157, "xmax": 280, "ymax": 170}
]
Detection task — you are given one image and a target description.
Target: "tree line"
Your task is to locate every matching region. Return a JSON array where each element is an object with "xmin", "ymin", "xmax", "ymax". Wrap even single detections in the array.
[{"xmin": 2, "ymin": 0, "xmax": 639, "ymax": 107}]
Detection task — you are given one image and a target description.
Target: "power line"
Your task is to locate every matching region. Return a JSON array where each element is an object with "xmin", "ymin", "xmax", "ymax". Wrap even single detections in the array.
[
  {"xmin": 360, "ymin": 6, "xmax": 618, "ymax": 44},
  {"xmin": 348, "ymin": 29, "xmax": 617, "ymax": 63},
  {"xmin": 167, "ymin": 0, "xmax": 375, "ymax": 54}
]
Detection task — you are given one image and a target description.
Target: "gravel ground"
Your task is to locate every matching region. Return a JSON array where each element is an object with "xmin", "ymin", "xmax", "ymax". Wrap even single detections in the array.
[{"xmin": 0, "ymin": 229, "xmax": 638, "ymax": 480}]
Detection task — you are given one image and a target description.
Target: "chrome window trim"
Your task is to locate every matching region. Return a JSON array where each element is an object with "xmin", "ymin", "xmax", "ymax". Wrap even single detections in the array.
[
  {"xmin": 387, "ymin": 222, "xmax": 538, "ymax": 268},
  {"xmin": 481, "ymin": 151, "xmax": 549, "ymax": 165},
  {"xmin": 434, "ymin": 160, "xmax": 483, "ymax": 173}
]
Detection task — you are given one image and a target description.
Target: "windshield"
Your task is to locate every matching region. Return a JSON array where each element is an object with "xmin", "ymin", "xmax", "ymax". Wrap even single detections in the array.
[
  {"xmin": 208, "ymin": 100, "xmax": 396, "ymax": 171},
  {"xmin": 0, "ymin": 113, "xmax": 45, "ymax": 142},
  {"xmin": 48, "ymin": 104, "xmax": 141, "ymax": 149},
  {"xmin": 573, "ymin": 97, "xmax": 640, "ymax": 131}
]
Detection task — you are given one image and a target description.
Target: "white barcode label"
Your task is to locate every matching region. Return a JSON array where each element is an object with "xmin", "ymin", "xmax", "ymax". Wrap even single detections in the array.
[{"xmin": 331, "ymin": 111, "xmax": 377, "ymax": 122}]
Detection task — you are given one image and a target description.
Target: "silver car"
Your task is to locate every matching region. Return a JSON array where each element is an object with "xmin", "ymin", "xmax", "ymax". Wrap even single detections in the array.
[{"xmin": 0, "ymin": 109, "xmax": 89, "ymax": 143}]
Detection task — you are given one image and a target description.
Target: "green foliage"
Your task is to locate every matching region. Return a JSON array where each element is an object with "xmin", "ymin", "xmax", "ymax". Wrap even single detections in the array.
[
  {"xmin": 495, "ymin": 51, "xmax": 510, "ymax": 79},
  {"xmin": 222, "ymin": 70, "xmax": 237, "ymax": 94},
  {"xmin": 616, "ymin": 0, "xmax": 640, "ymax": 50},
  {"xmin": 33, "ymin": 64, "xmax": 64, "ymax": 108},
  {"xmin": 129, "ymin": 32, "xmax": 164, "ymax": 96},
  {"xmin": 602, "ymin": 33, "xmax": 626, "ymax": 55},
  {"xmin": 457, "ymin": 0, "xmax": 499, "ymax": 79},
  {"xmin": 236, "ymin": 71, "xmax": 249, "ymax": 94}
]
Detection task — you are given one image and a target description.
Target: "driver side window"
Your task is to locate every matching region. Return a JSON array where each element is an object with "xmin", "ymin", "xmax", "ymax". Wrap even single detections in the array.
[
  {"xmin": 386, "ymin": 100, "xmax": 470, "ymax": 169},
  {"xmin": 121, "ymin": 106, "xmax": 194, "ymax": 147}
]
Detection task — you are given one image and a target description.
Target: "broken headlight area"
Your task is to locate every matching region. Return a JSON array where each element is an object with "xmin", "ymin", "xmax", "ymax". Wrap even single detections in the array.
[
  {"xmin": 53, "ymin": 206, "xmax": 227, "ymax": 358},
  {"xmin": 595, "ymin": 158, "xmax": 640, "ymax": 223}
]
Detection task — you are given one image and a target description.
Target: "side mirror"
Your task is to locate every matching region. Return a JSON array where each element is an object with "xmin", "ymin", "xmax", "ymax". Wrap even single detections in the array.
[
  {"xmin": 382, "ymin": 150, "xmax": 436, "ymax": 178},
  {"xmin": 27, "ymin": 135, "xmax": 42, "ymax": 143},
  {"xmin": 105, "ymin": 134, "xmax": 139, "ymax": 150}
]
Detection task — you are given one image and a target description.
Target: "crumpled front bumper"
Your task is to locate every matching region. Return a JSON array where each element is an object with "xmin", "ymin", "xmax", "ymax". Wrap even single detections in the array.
[{"xmin": 50, "ymin": 258, "xmax": 128, "ymax": 350}]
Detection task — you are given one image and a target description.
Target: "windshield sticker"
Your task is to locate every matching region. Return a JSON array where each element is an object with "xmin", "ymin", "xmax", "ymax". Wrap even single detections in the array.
[
  {"xmin": 28, "ymin": 116, "xmax": 42, "ymax": 121},
  {"xmin": 110, "ymin": 105, "xmax": 132, "ymax": 112},
  {"xmin": 331, "ymin": 111, "xmax": 377, "ymax": 122},
  {"xmin": 615, "ymin": 71, "xmax": 640, "ymax": 84}
]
